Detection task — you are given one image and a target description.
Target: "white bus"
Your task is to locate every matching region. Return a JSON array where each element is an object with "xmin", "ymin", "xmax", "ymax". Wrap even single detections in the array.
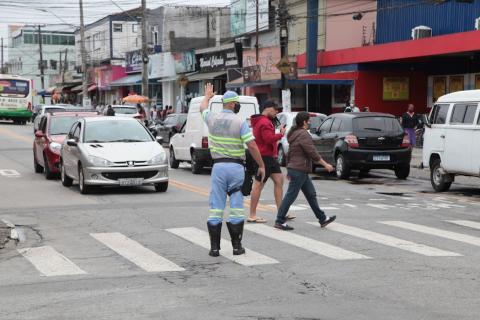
[{"xmin": 0, "ymin": 74, "xmax": 33, "ymax": 124}]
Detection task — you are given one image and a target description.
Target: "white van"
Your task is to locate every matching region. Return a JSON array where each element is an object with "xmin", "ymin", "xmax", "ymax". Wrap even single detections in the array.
[
  {"xmin": 423, "ymin": 90, "xmax": 480, "ymax": 191},
  {"xmin": 169, "ymin": 95, "xmax": 259, "ymax": 174}
]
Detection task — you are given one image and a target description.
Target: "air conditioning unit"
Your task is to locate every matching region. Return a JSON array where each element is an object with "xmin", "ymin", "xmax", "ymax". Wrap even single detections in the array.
[
  {"xmin": 411, "ymin": 26, "xmax": 432, "ymax": 39},
  {"xmin": 475, "ymin": 18, "xmax": 480, "ymax": 30}
]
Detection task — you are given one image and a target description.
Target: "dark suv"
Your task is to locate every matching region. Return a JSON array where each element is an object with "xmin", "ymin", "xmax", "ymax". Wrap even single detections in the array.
[{"xmin": 315, "ymin": 113, "xmax": 412, "ymax": 179}]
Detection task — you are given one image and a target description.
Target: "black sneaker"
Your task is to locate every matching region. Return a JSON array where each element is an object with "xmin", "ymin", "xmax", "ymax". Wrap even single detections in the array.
[
  {"xmin": 274, "ymin": 223, "xmax": 294, "ymax": 231},
  {"xmin": 320, "ymin": 215, "xmax": 336, "ymax": 228}
]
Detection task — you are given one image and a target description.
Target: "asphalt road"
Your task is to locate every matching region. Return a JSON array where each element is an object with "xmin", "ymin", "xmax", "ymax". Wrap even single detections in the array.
[{"xmin": 1, "ymin": 121, "xmax": 480, "ymax": 320}]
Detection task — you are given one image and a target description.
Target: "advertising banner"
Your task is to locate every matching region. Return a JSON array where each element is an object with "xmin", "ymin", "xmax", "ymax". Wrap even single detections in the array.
[
  {"xmin": 382, "ymin": 77, "xmax": 409, "ymax": 101},
  {"xmin": 197, "ymin": 48, "xmax": 239, "ymax": 73},
  {"xmin": 125, "ymin": 50, "xmax": 142, "ymax": 73},
  {"xmin": 148, "ymin": 53, "xmax": 176, "ymax": 79},
  {"xmin": 433, "ymin": 76, "xmax": 446, "ymax": 102},
  {"xmin": 245, "ymin": 0, "xmax": 269, "ymax": 33},
  {"xmin": 231, "ymin": 0, "xmax": 246, "ymax": 37},
  {"xmin": 173, "ymin": 51, "xmax": 196, "ymax": 74}
]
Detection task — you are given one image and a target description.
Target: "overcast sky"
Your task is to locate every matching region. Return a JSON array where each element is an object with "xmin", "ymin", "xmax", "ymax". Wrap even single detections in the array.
[{"xmin": 0, "ymin": 0, "xmax": 229, "ymax": 56}]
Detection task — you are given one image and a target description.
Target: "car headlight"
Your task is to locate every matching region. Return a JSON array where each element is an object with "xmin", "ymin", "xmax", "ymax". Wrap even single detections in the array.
[
  {"xmin": 88, "ymin": 155, "xmax": 113, "ymax": 167},
  {"xmin": 147, "ymin": 153, "xmax": 166, "ymax": 165},
  {"xmin": 49, "ymin": 142, "xmax": 62, "ymax": 153}
]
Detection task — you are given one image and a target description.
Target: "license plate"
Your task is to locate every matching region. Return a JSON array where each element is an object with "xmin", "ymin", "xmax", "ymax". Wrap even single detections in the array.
[
  {"xmin": 118, "ymin": 178, "xmax": 144, "ymax": 186},
  {"xmin": 373, "ymin": 155, "xmax": 390, "ymax": 161}
]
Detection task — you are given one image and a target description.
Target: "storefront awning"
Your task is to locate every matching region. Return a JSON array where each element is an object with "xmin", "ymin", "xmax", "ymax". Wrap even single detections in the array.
[
  {"xmin": 289, "ymin": 79, "xmax": 354, "ymax": 85},
  {"xmin": 155, "ymin": 76, "xmax": 178, "ymax": 83},
  {"xmin": 109, "ymin": 74, "xmax": 142, "ymax": 87},
  {"xmin": 187, "ymin": 71, "xmax": 227, "ymax": 82}
]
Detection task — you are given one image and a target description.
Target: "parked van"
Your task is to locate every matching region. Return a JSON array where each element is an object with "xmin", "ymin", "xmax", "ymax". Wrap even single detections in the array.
[
  {"xmin": 169, "ymin": 95, "xmax": 259, "ymax": 174},
  {"xmin": 423, "ymin": 90, "xmax": 480, "ymax": 191}
]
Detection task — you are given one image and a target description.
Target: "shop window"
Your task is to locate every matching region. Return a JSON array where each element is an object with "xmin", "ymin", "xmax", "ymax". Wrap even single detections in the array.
[
  {"xmin": 113, "ymin": 23, "xmax": 123, "ymax": 32},
  {"xmin": 334, "ymin": 85, "xmax": 351, "ymax": 105}
]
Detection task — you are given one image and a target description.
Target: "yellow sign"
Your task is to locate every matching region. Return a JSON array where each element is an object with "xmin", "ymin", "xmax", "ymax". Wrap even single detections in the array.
[
  {"xmin": 433, "ymin": 76, "xmax": 446, "ymax": 102},
  {"xmin": 475, "ymin": 75, "xmax": 480, "ymax": 90},
  {"xmin": 449, "ymin": 76, "xmax": 464, "ymax": 93},
  {"xmin": 275, "ymin": 57, "xmax": 291, "ymax": 74},
  {"xmin": 383, "ymin": 77, "xmax": 409, "ymax": 101}
]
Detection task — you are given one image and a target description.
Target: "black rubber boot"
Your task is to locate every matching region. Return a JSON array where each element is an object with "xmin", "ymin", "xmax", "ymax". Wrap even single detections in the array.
[
  {"xmin": 207, "ymin": 222, "xmax": 222, "ymax": 257},
  {"xmin": 226, "ymin": 221, "xmax": 246, "ymax": 255}
]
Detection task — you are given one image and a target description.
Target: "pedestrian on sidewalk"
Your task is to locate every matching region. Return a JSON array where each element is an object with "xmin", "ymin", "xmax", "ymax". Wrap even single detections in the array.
[
  {"xmin": 201, "ymin": 84, "xmax": 266, "ymax": 257},
  {"xmin": 248, "ymin": 100, "xmax": 292, "ymax": 223},
  {"xmin": 401, "ymin": 104, "xmax": 419, "ymax": 147},
  {"xmin": 275, "ymin": 112, "xmax": 336, "ymax": 231}
]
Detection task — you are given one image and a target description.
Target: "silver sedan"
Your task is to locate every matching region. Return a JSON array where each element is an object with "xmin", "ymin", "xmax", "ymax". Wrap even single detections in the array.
[{"xmin": 60, "ymin": 117, "xmax": 168, "ymax": 194}]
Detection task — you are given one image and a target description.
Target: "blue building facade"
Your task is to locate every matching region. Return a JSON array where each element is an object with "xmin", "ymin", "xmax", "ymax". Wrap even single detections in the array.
[{"xmin": 376, "ymin": 0, "xmax": 480, "ymax": 44}]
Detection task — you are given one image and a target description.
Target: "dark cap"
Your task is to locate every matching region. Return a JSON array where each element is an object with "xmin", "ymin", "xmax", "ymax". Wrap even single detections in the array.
[{"xmin": 260, "ymin": 100, "xmax": 282, "ymax": 112}]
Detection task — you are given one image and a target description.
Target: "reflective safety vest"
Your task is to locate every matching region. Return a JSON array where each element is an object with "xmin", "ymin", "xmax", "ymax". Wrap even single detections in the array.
[{"xmin": 205, "ymin": 111, "xmax": 248, "ymax": 160}]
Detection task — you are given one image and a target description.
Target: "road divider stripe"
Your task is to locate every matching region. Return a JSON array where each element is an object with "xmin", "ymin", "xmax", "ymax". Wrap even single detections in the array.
[
  {"xmin": 380, "ymin": 221, "xmax": 480, "ymax": 247},
  {"xmin": 313, "ymin": 222, "xmax": 461, "ymax": 257},
  {"xmin": 245, "ymin": 224, "xmax": 370, "ymax": 260},
  {"xmin": 166, "ymin": 227, "xmax": 278, "ymax": 266},
  {"xmin": 90, "ymin": 232, "xmax": 184, "ymax": 272},
  {"xmin": 447, "ymin": 220, "xmax": 480, "ymax": 231},
  {"xmin": 18, "ymin": 246, "xmax": 87, "ymax": 277}
]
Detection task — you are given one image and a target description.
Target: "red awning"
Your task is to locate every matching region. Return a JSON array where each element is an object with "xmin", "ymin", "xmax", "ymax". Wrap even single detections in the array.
[
  {"xmin": 298, "ymin": 71, "xmax": 358, "ymax": 81},
  {"xmin": 297, "ymin": 30, "xmax": 480, "ymax": 68}
]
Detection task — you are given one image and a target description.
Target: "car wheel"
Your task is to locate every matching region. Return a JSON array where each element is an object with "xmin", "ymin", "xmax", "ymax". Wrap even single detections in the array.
[
  {"xmin": 335, "ymin": 154, "xmax": 350, "ymax": 179},
  {"xmin": 430, "ymin": 159, "xmax": 452, "ymax": 192},
  {"xmin": 43, "ymin": 153, "xmax": 56, "ymax": 180},
  {"xmin": 34, "ymin": 152, "xmax": 43, "ymax": 173},
  {"xmin": 60, "ymin": 160, "xmax": 73, "ymax": 187},
  {"xmin": 78, "ymin": 164, "xmax": 92, "ymax": 194},
  {"xmin": 154, "ymin": 182, "xmax": 168, "ymax": 192},
  {"xmin": 191, "ymin": 150, "xmax": 202, "ymax": 174},
  {"xmin": 169, "ymin": 148, "xmax": 180, "ymax": 169},
  {"xmin": 395, "ymin": 165, "xmax": 410, "ymax": 179},
  {"xmin": 277, "ymin": 146, "xmax": 286, "ymax": 167}
]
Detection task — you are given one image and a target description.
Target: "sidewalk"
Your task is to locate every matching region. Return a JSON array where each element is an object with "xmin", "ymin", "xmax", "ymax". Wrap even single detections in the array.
[{"xmin": 0, "ymin": 220, "xmax": 11, "ymax": 249}]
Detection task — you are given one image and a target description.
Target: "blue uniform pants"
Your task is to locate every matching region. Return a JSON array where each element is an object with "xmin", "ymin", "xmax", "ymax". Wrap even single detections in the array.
[{"xmin": 208, "ymin": 163, "xmax": 245, "ymax": 225}]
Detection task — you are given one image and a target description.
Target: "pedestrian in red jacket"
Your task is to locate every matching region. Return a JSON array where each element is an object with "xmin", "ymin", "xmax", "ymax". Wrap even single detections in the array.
[{"xmin": 248, "ymin": 100, "xmax": 287, "ymax": 223}]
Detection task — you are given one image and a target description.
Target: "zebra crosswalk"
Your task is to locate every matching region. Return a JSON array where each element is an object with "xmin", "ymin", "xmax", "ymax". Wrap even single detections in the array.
[{"xmin": 6, "ymin": 219, "xmax": 480, "ymax": 279}]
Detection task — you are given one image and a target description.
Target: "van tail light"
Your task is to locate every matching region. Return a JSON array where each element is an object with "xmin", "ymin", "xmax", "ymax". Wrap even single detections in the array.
[
  {"xmin": 28, "ymin": 102, "xmax": 32, "ymax": 111},
  {"xmin": 202, "ymin": 136, "xmax": 209, "ymax": 149},
  {"xmin": 401, "ymin": 134, "xmax": 410, "ymax": 148},
  {"xmin": 345, "ymin": 135, "xmax": 359, "ymax": 148}
]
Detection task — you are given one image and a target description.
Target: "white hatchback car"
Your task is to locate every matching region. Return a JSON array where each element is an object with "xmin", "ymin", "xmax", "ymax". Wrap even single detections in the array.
[
  {"xmin": 60, "ymin": 117, "xmax": 168, "ymax": 194},
  {"xmin": 423, "ymin": 90, "xmax": 480, "ymax": 191}
]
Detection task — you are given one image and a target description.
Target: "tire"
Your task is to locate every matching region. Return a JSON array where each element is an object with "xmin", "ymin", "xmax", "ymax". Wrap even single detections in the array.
[
  {"xmin": 78, "ymin": 164, "xmax": 92, "ymax": 194},
  {"xmin": 430, "ymin": 159, "xmax": 452, "ymax": 192},
  {"xmin": 395, "ymin": 165, "xmax": 410, "ymax": 179},
  {"xmin": 34, "ymin": 152, "xmax": 43, "ymax": 173},
  {"xmin": 169, "ymin": 148, "xmax": 180, "ymax": 169},
  {"xmin": 60, "ymin": 160, "xmax": 73, "ymax": 187},
  {"xmin": 190, "ymin": 150, "xmax": 202, "ymax": 174},
  {"xmin": 154, "ymin": 181, "xmax": 168, "ymax": 192},
  {"xmin": 335, "ymin": 154, "xmax": 351, "ymax": 179},
  {"xmin": 277, "ymin": 145, "xmax": 286, "ymax": 167},
  {"xmin": 43, "ymin": 153, "xmax": 56, "ymax": 180}
]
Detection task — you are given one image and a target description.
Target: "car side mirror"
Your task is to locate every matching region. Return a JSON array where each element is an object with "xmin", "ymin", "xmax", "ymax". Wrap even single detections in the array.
[
  {"xmin": 34, "ymin": 130, "xmax": 44, "ymax": 138},
  {"xmin": 66, "ymin": 139, "xmax": 78, "ymax": 147},
  {"xmin": 156, "ymin": 136, "xmax": 164, "ymax": 144}
]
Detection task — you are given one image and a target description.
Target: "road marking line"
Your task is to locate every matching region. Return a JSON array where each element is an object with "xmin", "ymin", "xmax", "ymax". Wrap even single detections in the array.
[
  {"xmin": 245, "ymin": 224, "xmax": 370, "ymax": 260},
  {"xmin": 343, "ymin": 204, "xmax": 357, "ymax": 208},
  {"xmin": 448, "ymin": 220, "xmax": 480, "ymax": 230},
  {"xmin": 322, "ymin": 207, "xmax": 339, "ymax": 210},
  {"xmin": 269, "ymin": 204, "xmax": 305, "ymax": 211},
  {"xmin": 367, "ymin": 204, "xmax": 395, "ymax": 210},
  {"xmin": 166, "ymin": 227, "xmax": 278, "ymax": 266},
  {"xmin": 0, "ymin": 169, "xmax": 21, "ymax": 177},
  {"xmin": 369, "ymin": 199, "xmax": 386, "ymax": 201},
  {"xmin": 90, "ymin": 232, "xmax": 184, "ymax": 272},
  {"xmin": 312, "ymin": 222, "xmax": 460, "ymax": 257},
  {"xmin": 380, "ymin": 221, "xmax": 480, "ymax": 247},
  {"xmin": 18, "ymin": 246, "xmax": 86, "ymax": 277}
]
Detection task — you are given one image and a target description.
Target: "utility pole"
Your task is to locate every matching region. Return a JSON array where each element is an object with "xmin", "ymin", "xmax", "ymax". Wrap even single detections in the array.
[
  {"xmin": 63, "ymin": 48, "xmax": 68, "ymax": 83},
  {"xmin": 1, "ymin": 37, "xmax": 4, "ymax": 74},
  {"xmin": 141, "ymin": 0, "xmax": 150, "ymax": 117},
  {"xmin": 38, "ymin": 26, "xmax": 45, "ymax": 104},
  {"xmin": 255, "ymin": 0, "xmax": 259, "ymax": 63},
  {"xmin": 278, "ymin": 0, "xmax": 289, "ymax": 90},
  {"xmin": 59, "ymin": 51, "xmax": 63, "ymax": 76},
  {"xmin": 79, "ymin": 0, "xmax": 89, "ymax": 107}
]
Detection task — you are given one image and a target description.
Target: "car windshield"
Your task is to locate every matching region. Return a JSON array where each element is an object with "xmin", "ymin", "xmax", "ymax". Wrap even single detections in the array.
[
  {"xmin": 309, "ymin": 116, "xmax": 324, "ymax": 128},
  {"xmin": 113, "ymin": 107, "xmax": 137, "ymax": 114},
  {"xmin": 353, "ymin": 117, "xmax": 403, "ymax": 133},
  {"xmin": 49, "ymin": 116, "xmax": 79, "ymax": 135},
  {"xmin": 45, "ymin": 107, "xmax": 66, "ymax": 114},
  {"xmin": 84, "ymin": 120, "xmax": 153, "ymax": 143}
]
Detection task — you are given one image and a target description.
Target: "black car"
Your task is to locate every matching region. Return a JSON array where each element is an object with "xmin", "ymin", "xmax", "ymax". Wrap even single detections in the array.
[
  {"xmin": 151, "ymin": 113, "xmax": 187, "ymax": 144},
  {"xmin": 315, "ymin": 113, "xmax": 412, "ymax": 179}
]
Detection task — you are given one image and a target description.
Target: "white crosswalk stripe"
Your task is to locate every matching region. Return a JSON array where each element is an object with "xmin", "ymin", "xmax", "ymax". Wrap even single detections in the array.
[
  {"xmin": 166, "ymin": 227, "xmax": 279, "ymax": 266},
  {"xmin": 18, "ymin": 246, "xmax": 86, "ymax": 277},
  {"xmin": 447, "ymin": 220, "xmax": 480, "ymax": 230},
  {"xmin": 380, "ymin": 221, "xmax": 480, "ymax": 247},
  {"xmin": 245, "ymin": 224, "xmax": 370, "ymax": 260},
  {"xmin": 91, "ymin": 232, "xmax": 184, "ymax": 272},
  {"xmin": 269, "ymin": 204, "xmax": 306, "ymax": 211},
  {"xmin": 312, "ymin": 222, "xmax": 461, "ymax": 257}
]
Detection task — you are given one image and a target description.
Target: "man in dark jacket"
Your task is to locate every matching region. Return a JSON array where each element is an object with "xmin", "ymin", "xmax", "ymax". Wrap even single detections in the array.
[{"xmin": 248, "ymin": 100, "xmax": 286, "ymax": 223}]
